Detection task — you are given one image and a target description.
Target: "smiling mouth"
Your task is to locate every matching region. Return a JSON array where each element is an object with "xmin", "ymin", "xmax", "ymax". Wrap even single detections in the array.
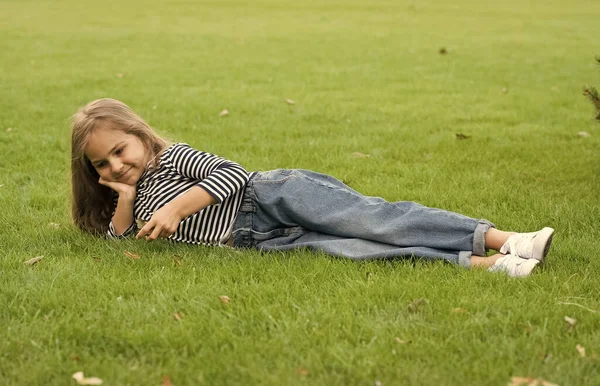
[{"xmin": 116, "ymin": 168, "xmax": 132, "ymax": 180}]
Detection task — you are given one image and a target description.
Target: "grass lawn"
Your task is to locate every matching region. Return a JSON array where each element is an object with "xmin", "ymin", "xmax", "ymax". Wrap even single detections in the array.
[{"xmin": 1, "ymin": 0, "xmax": 599, "ymax": 384}]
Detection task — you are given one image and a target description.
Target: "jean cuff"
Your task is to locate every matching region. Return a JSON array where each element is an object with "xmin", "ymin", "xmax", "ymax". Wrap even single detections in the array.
[
  {"xmin": 457, "ymin": 251, "xmax": 471, "ymax": 269},
  {"xmin": 473, "ymin": 219, "xmax": 495, "ymax": 257}
]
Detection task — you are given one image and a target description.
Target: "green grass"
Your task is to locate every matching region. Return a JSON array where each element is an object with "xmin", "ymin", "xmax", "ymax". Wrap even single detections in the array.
[{"xmin": 1, "ymin": 0, "xmax": 599, "ymax": 384}]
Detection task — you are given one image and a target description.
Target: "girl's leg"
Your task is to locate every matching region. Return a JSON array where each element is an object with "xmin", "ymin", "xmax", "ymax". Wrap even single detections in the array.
[
  {"xmin": 484, "ymin": 228, "xmax": 516, "ymax": 250},
  {"xmin": 471, "ymin": 253, "xmax": 503, "ymax": 268},
  {"xmin": 233, "ymin": 169, "xmax": 493, "ymax": 267}
]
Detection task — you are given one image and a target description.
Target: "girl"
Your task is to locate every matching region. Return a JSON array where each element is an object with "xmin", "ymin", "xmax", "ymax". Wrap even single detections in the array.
[{"xmin": 71, "ymin": 98, "xmax": 554, "ymax": 277}]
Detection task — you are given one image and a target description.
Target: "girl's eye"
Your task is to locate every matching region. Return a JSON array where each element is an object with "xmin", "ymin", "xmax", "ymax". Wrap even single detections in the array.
[
  {"xmin": 115, "ymin": 147, "xmax": 124, "ymax": 155},
  {"xmin": 96, "ymin": 161, "xmax": 106, "ymax": 168}
]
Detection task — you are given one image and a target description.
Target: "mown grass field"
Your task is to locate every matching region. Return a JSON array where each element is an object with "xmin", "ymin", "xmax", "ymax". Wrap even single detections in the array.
[{"xmin": 1, "ymin": 0, "xmax": 599, "ymax": 385}]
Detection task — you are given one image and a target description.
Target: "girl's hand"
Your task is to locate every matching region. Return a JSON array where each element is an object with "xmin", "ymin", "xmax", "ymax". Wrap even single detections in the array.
[
  {"xmin": 136, "ymin": 204, "xmax": 182, "ymax": 241},
  {"xmin": 98, "ymin": 177, "xmax": 137, "ymax": 201}
]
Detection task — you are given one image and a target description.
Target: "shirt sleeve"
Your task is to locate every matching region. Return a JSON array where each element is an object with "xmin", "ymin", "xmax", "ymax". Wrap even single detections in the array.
[
  {"xmin": 164, "ymin": 143, "xmax": 250, "ymax": 203},
  {"xmin": 106, "ymin": 195, "xmax": 138, "ymax": 238},
  {"xmin": 107, "ymin": 221, "xmax": 138, "ymax": 238}
]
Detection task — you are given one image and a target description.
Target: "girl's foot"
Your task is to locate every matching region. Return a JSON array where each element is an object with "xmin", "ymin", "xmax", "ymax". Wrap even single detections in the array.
[
  {"xmin": 488, "ymin": 254, "xmax": 540, "ymax": 277},
  {"xmin": 499, "ymin": 227, "xmax": 554, "ymax": 262}
]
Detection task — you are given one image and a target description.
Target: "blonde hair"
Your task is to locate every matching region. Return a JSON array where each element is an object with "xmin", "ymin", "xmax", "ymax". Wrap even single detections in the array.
[{"xmin": 71, "ymin": 98, "xmax": 169, "ymax": 234}]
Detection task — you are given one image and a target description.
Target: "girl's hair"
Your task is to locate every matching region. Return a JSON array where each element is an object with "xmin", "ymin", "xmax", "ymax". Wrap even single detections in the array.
[{"xmin": 71, "ymin": 98, "xmax": 169, "ymax": 234}]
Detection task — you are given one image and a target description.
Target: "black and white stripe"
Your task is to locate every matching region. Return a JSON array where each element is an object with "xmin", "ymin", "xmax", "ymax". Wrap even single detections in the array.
[{"xmin": 107, "ymin": 143, "xmax": 250, "ymax": 245}]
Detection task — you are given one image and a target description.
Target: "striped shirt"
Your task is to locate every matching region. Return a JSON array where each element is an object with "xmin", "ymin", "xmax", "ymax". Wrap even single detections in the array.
[{"xmin": 107, "ymin": 143, "xmax": 250, "ymax": 245}]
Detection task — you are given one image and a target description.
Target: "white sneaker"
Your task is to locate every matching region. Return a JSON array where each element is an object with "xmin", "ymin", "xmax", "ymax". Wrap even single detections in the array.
[
  {"xmin": 499, "ymin": 227, "xmax": 554, "ymax": 262},
  {"xmin": 488, "ymin": 254, "xmax": 540, "ymax": 277}
]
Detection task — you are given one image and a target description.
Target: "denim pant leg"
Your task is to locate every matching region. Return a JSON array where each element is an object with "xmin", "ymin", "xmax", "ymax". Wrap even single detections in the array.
[{"xmin": 232, "ymin": 169, "xmax": 495, "ymax": 268}]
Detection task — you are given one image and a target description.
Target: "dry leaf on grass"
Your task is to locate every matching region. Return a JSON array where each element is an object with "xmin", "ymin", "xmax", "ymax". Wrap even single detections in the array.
[
  {"xmin": 285, "ymin": 98, "xmax": 295, "ymax": 105},
  {"xmin": 173, "ymin": 312, "xmax": 184, "ymax": 321},
  {"xmin": 509, "ymin": 376, "xmax": 558, "ymax": 386},
  {"xmin": 172, "ymin": 256, "xmax": 183, "ymax": 266},
  {"xmin": 72, "ymin": 371, "xmax": 103, "ymax": 385},
  {"xmin": 375, "ymin": 381, "xmax": 382, "ymax": 386},
  {"xmin": 502, "ymin": 87, "xmax": 508, "ymax": 93},
  {"xmin": 395, "ymin": 337, "xmax": 411, "ymax": 344},
  {"xmin": 116, "ymin": 73, "xmax": 124, "ymax": 78},
  {"xmin": 407, "ymin": 298, "xmax": 429, "ymax": 313},
  {"xmin": 455, "ymin": 133, "xmax": 471, "ymax": 140},
  {"xmin": 24, "ymin": 256, "xmax": 44, "ymax": 266},
  {"xmin": 576, "ymin": 344, "xmax": 586, "ymax": 357},
  {"xmin": 351, "ymin": 152, "xmax": 370, "ymax": 159},
  {"xmin": 123, "ymin": 251, "xmax": 140, "ymax": 260},
  {"xmin": 296, "ymin": 368, "xmax": 309, "ymax": 376},
  {"xmin": 219, "ymin": 109, "xmax": 229, "ymax": 117},
  {"xmin": 162, "ymin": 375, "xmax": 174, "ymax": 386},
  {"xmin": 6, "ymin": 127, "xmax": 13, "ymax": 132},
  {"xmin": 219, "ymin": 295, "xmax": 230, "ymax": 304},
  {"xmin": 578, "ymin": 131, "xmax": 591, "ymax": 138},
  {"xmin": 564, "ymin": 316, "xmax": 577, "ymax": 332},
  {"xmin": 439, "ymin": 47, "xmax": 447, "ymax": 55},
  {"xmin": 451, "ymin": 307, "xmax": 468, "ymax": 313},
  {"xmin": 48, "ymin": 222, "xmax": 60, "ymax": 229}
]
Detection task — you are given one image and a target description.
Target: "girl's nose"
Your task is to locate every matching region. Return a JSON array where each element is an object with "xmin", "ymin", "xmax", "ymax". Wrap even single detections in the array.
[{"xmin": 110, "ymin": 160, "xmax": 123, "ymax": 174}]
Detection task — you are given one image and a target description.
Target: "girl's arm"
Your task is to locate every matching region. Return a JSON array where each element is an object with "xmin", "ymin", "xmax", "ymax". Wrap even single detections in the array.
[
  {"xmin": 99, "ymin": 178, "xmax": 137, "ymax": 236},
  {"xmin": 136, "ymin": 144, "xmax": 250, "ymax": 241},
  {"xmin": 136, "ymin": 185, "xmax": 217, "ymax": 240}
]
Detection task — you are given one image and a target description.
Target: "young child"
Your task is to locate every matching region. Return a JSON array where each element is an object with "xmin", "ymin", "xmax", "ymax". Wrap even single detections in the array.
[{"xmin": 71, "ymin": 98, "xmax": 555, "ymax": 277}]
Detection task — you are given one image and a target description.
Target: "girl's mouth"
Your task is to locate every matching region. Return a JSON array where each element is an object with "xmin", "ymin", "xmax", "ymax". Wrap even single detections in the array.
[{"xmin": 117, "ymin": 168, "xmax": 132, "ymax": 180}]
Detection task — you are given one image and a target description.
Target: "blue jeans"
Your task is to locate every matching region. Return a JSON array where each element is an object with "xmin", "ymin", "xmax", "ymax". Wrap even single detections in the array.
[{"xmin": 231, "ymin": 169, "xmax": 494, "ymax": 268}]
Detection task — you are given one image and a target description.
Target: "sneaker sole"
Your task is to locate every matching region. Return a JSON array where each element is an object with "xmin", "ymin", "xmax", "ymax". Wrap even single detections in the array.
[
  {"xmin": 515, "ymin": 258, "xmax": 540, "ymax": 277},
  {"xmin": 533, "ymin": 227, "xmax": 555, "ymax": 262}
]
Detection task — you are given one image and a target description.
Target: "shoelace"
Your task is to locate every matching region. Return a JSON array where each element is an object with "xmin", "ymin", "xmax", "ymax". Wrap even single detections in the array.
[{"xmin": 499, "ymin": 233, "xmax": 535, "ymax": 258}]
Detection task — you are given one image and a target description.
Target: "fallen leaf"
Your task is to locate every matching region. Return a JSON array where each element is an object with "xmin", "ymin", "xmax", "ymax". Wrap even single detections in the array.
[
  {"xmin": 451, "ymin": 307, "xmax": 468, "ymax": 313},
  {"xmin": 455, "ymin": 133, "xmax": 471, "ymax": 140},
  {"xmin": 72, "ymin": 355, "xmax": 80, "ymax": 361},
  {"xmin": 439, "ymin": 47, "xmax": 447, "ymax": 55},
  {"xmin": 162, "ymin": 375, "xmax": 174, "ymax": 386},
  {"xmin": 564, "ymin": 316, "xmax": 577, "ymax": 332},
  {"xmin": 407, "ymin": 298, "xmax": 429, "ymax": 313},
  {"xmin": 24, "ymin": 256, "xmax": 44, "ymax": 266},
  {"xmin": 576, "ymin": 344, "xmax": 586, "ymax": 357},
  {"xmin": 509, "ymin": 376, "xmax": 558, "ymax": 386},
  {"xmin": 395, "ymin": 337, "xmax": 411, "ymax": 344},
  {"xmin": 93, "ymin": 257, "xmax": 101, "ymax": 263},
  {"xmin": 173, "ymin": 312, "xmax": 184, "ymax": 321},
  {"xmin": 48, "ymin": 222, "xmax": 60, "ymax": 229},
  {"xmin": 123, "ymin": 251, "xmax": 140, "ymax": 260},
  {"xmin": 116, "ymin": 73, "xmax": 124, "ymax": 78},
  {"xmin": 152, "ymin": 105, "xmax": 157, "ymax": 110},
  {"xmin": 285, "ymin": 98, "xmax": 295, "ymax": 105},
  {"xmin": 542, "ymin": 353, "xmax": 552, "ymax": 364},
  {"xmin": 219, "ymin": 295, "xmax": 230, "ymax": 304},
  {"xmin": 72, "ymin": 371, "xmax": 103, "ymax": 385},
  {"xmin": 296, "ymin": 368, "xmax": 309, "ymax": 376},
  {"xmin": 219, "ymin": 109, "xmax": 229, "ymax": 117},
  {"xmin": 172, "ymin": 255, "xmax": 182, "ymax": 266},
  {"xmin": 6, "ymin": 128, "xmax": 13, "ymax": 132},
  {"xmin": 375, "ymin": 381, "xmax": 382, "ymax": 386},
  {"xmin": 135, "ymin": 219, "xmax": 147, "ymax": 229},
  {"xmin": 502, "ymin": 87, "xmax": 508, "ymax": 93},
  {"xmin": 351, "ymin": 152, "xmax": 370, "ymax": 159},
  {"xmin": 578, "ymin": 131, "xmax": 591, "ymax": 138}
]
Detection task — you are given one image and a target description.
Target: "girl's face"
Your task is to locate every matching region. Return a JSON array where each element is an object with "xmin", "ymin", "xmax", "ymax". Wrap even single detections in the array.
[{"xmin": 84, "ymin": 124, "xmax": 151, "ymax": 186}]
